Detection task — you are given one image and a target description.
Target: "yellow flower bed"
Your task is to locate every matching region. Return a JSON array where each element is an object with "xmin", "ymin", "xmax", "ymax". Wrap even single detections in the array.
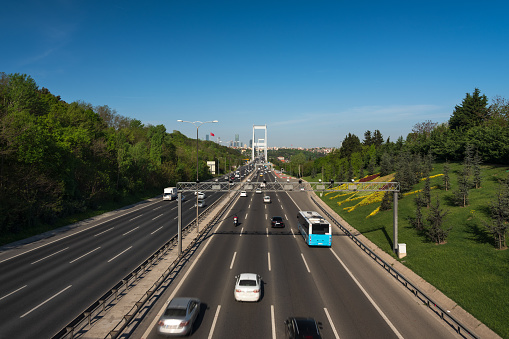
[
  {"xmin": 403, "ymin": 186, "xmax": 438, "ymax": 197},
  {"xmin": 367, "ymin": 206, "xmax": 380, "ymax": 218},
  {"xmin": 420, "ymin": 173, "xmax": 444, "ymax": 181}
]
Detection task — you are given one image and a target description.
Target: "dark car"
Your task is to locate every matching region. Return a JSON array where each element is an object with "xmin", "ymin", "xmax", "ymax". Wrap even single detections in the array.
[
  {"xmin": 284, "ymin": 317, "xmax": 322, "ymax": 339},
  {"xmin": 271, "ymin": 216, "xmax": 285, "ymax": 228}
]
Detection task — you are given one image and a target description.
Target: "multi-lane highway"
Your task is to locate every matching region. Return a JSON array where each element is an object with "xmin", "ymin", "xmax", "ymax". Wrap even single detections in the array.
[
  {"xmin": 130, "ymin": 168, "xmax": 459, "ymax": 339},
  {"xmin": 0, "ymin": 167, "xmax": 253, "ymax": 339}
]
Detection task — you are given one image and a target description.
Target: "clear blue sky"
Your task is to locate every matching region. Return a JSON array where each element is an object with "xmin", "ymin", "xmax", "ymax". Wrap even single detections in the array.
[{"xmin": 3, "ymin": 0, "xmax": 508, "ymax": 148}]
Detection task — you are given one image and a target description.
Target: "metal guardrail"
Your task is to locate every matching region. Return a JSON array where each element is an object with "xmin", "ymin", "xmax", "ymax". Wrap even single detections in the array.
[
  {"xmin": 52, "ymin": 193, "xmax": 231, "ymax": 339},
  {"xmin": 310, "ymin": 195, "xmax": 479, "ymax": 339}
]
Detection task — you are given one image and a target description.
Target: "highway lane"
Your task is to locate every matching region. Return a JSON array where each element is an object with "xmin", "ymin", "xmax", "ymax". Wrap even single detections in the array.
[
  {"xmin": 0, "ymin": 179, "xmax": 232, "ymax": 338},
  {"xmin": 135, "ymin": 168, "xmax": 459, "ymax": 339}
]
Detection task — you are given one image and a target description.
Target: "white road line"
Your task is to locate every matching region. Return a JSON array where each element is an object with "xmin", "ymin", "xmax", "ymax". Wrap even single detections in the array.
[
  {"xmin": 0, "ymin": 285, "xmax": 27, "ymax": 301},
  {"xmin": 107, "ymin": 246, "xmax": 132, "ymax": 263},
  {"xmin": 266, "ymin": 228, "xmax": 269, "ymax": 238},
  {"xmin": 94, "ymin": 227, "xmax": 114, "ymax": 237},
  {"xmin": 152, "ymin": 213, "xmax": 163, "ymax": 220},
  {"xmin": 268, "ymin": 252, "xmax": 271, "ymax": 271},
  {"xmin": 324, "ymin": 307, "xmax": 341, "ymax": 339},
  {"xmin": 301, "ymin": 253, "xmax": 311, "ymax": 273},
  {"xmin": 271, "ymin": 305, "xmax": 276, "ymax": 339},
  {"xmin": 129, "ymin": 215, "xmax": 143, "ymax": 221},
  {"xmin": 151, "ymin": 226, "xmax": 163, "ymax": 234},
  {"xmin": 0, "ymin": 200, "xmax": 160, "ymax": 264},
  {"xmin": 20, "ymin": 285, "xmax": 72, "ymax": 318},
  {"xmin": 208, "ymin": 305, "xmax": 221, "ymax": 339},
  {"xmin": 230, "ymin": 252, "xmax": 237, "ymax": 269},
  {"xmin": 244, "ymin": 213, "xmax": 248, "ymax": 219},
  {"xmin": 240, "ymin": 227, "xmax": 244, "ymax": 236},
  {"xmin": 330, "ymin": 248, "xmax": 404, "ymax": 339},
  {"xmin": 69, "ymin": 247, "xmax": 101, "ymax": 264},
  {"xmin": 122, "ymin": 226, "xmax": 139, "ymax": 236},
  {"xmin": 153, "ymin": 205, "xmax": 163, "ymax": 210},
  {"xmin": 31, "ymin": 247, "xmax": 69, "ymax": 265},
  {"xmin": 142, "ymin": 231, "xmax": 216, "ymax": 339},
  {"xmin": 291, "ymin": 228, "xmax": 296, "ymax": 238},
  {"xmin": 266, "ymin": 214, "xmax": 268, "ymax": 219}
]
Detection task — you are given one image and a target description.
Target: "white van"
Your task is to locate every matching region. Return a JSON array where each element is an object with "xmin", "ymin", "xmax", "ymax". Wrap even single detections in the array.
[{"xmin": 163, "ymin": 187, "xmax": 178, "ymax": 201}]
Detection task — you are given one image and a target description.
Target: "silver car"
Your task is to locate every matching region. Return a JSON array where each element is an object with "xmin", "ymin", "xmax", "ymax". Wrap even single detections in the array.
[{"xmin": 157, "ymin": 297, "xmax": 201, "ymax": 336}]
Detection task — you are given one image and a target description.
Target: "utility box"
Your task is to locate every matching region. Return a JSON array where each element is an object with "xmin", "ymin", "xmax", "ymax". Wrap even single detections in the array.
[{"xmin": 398, "ymin": 243, "xmax": 407, "ymax": 259}]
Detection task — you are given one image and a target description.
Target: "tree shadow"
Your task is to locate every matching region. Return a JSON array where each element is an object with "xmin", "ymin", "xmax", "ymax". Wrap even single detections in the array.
[
  {"xmin": 361, "ymin": 225, "xmax": 393, "ymax": 249},
  {"xmin": 465, "ymin": 220, "xmax": 493, "ymax": 245}
]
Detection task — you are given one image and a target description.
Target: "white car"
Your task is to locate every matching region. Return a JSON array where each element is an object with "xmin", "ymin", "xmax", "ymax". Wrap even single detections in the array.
[
  {"xmin": 234, "ymin": 273, "xmax": 262, "ymax": 302},
  {"xmin": 195, "ymin": 192, "xmax": 206, "ymax": 200},
  {"xmin": 255, "ymin": 189, "xmax": 262, "ymax": 194},
  {"xmin": 263, "ymin": 196, "xmax": 271, "ymax": 203},
  {"xmin": 240, "ymin": 191, "xmax": 247, "ymax": 197}
]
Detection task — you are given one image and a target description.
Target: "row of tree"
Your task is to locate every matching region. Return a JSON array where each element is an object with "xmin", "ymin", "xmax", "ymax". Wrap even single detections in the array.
[{"xmin": 0, "ymin": 73, "xmax": 244, "ymax": 235}]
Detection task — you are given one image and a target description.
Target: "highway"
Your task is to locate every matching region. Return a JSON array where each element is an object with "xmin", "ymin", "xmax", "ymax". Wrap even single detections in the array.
[
  {"xmin": 132, "ymin": 168, "xmax": 459, "ymax": 339},
  {"xmin": 0, "ymin": 166, "xmax": 252, "ymax": 339}
]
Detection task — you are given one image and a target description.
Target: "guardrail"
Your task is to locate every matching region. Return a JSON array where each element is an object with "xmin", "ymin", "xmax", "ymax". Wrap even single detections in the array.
[
  {"xmin": 310, "ymin": 195, "xmax": 478, "ymax": 339},
  {"xmin": 52, "ymin": 192, "xmax": 233, "ymax": 339}
]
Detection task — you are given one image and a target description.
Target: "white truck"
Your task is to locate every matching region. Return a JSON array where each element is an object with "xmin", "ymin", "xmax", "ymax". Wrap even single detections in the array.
[{"xmin": 163, "ymin": 187, "xmax": 178, "ymax": 201}]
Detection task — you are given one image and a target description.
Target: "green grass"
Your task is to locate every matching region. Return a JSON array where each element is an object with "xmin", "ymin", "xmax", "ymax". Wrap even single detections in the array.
[
  {"xmin": 0, "ymin": 188, "xmax": 161, "ymax": 246},
  {"xmin": 305, "ymin": 163, "xmax": 509, "ymax": 338}
]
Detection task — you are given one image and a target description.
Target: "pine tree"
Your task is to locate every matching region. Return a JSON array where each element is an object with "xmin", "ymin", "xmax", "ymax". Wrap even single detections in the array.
[
  {"xmin": 485, "ymin": 177, "xmax": 509, "ymax": 249},
  {"xmin": 472, "ymin": 150, "xmax": 482, "ymax": 189},
  {"xmin": 425, "ymin": 197, "xmax": 451, "ymax": 244},
  {"xmin": 380, "ymin": 191, "xmax": 392, "ymax": 211},
  {"xmin": 423, "ymin": 176, "xmax": 431, "ymax": 208},
  {"xmin": 449, "ymin": 88, "xmax": 489, "ymax": 130},
  {"xmin": 455, "ymin": 166, "xmax": 470, "ymax": 207},
  {"xmin": 443, "ymin": 161, "xmax": 451, "ymax": 191}
]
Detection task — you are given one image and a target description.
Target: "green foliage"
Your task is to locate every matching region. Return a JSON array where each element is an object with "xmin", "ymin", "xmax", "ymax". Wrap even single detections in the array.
[
  {"xmin": 339, "ymin": 133, "xmax": 362, "ymax": 159},
  {"xmin": 0, "ymin": 73, "xmax": 244, "ymax": 239},
  {"xmin": 425, "ymin": 197, "xmax": 451, "ymax": 244},
  {"xmin": 449, "ymin": 88, "xmax": 489, "ymax": 130}
]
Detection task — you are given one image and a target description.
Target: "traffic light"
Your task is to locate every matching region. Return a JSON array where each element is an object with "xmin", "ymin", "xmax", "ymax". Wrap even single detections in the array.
[{"xmin": 299, "ymin": 179, "xmax": 302, "ymax": 184}]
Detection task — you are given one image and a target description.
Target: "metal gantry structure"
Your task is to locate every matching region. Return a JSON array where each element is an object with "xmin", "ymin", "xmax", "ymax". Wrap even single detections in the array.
[{"xmin": 176, "ymin": 180, "xmax": 402, "ymax": 253}]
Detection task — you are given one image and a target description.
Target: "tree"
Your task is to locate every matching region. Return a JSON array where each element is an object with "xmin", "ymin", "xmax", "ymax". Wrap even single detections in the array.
[
  {"xmin": 339, "ymin": 133, "xmax": 362, "ymax": 159},
  {"xmin": 485, "ymin": 177, "xmax": 509, "ymax": 250},
  {"xmin": 372, "ymin": 130, "xmax": 384, "ymax": 147},
  {"xmin": 363, "ymin": 130, "xmax": 372, "ymax": 146},
  {"xmin": 379, "ymin": 152, "xmax": 392, "ymax": 176},
  {"xmin": 423, "ymin": 176, "xmax": 431, "ymax": 208},
  {"xmin": 408, "ymin": 193, "xmax": 425, "ymax": 231},
  {"xmin": 443, "ymin": 161, "xmax": 451, "ymax": 191},
  {"xmin": 380, "ymin": 191, "xmax": 392, "ymax": 211},
  {"xmin": 449, "ymin": 88, "xmax": 489, "ymax": 130},
  {"xmin": 425, "ymin": 197, "xmax": 451, "ymax": 244},
  {"xmin": 454, "ymin": 166, "xmax": 470, "ymax": 207},
  {"xmin": 472, "ymin": 150, "xmax": 482, "ymax": 189}
]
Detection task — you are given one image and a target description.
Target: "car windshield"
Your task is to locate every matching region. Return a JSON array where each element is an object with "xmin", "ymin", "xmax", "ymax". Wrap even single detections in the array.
[
  {"xmin": 164, "ymin": 308, "xmax": 186, "ymax": 317},
  {"xmin": 239, "ymin": 279, "xmax": 257, "ymax": 286},
  {"xmin": 273, "ymin": 217, "xmax": 282, "ymax": 222},
  {"xmin": 296, "ymin": 319, "xmax": 318, "ymax": 334}
]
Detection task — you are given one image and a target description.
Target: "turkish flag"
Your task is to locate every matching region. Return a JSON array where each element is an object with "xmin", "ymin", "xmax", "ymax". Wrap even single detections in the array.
[{"xmin": 210, "ymin": 133, "xmax": 215, "ymax": 136}]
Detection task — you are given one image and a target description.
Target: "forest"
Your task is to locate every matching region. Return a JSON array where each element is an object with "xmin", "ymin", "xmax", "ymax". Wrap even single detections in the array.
[
  {"xmin": 0, "ymin": 73, "xmax": 244, "ymax": 237},
  {"xmin": 271, "ymin": 88, "xmax": 509, "ymax": 181}
]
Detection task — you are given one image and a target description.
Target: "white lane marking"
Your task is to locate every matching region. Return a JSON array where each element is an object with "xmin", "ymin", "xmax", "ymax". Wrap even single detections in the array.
[
  {"xmin": 0, "ymin": 200, "xmax": 160, "ymax": 264},
  {"xmin": 129, "ymin": 214, "xmax": 143, "ymax": 221},
  {"xmin": 31, "ymin": 247, "xmax": 69, "ymax": 265},
  {"xmin": 291, "ymin": 228, "xmax": 296, "ymax": 238},
  {"xmin": 0, "ymin": 285, "xmax": 27, "ymax": 301},
  {"xmin": 268, "ymin": 252, "xmax": 271, "ymax": 271},
  {"xmin": 266, "ymin": 228, "xmax": 269, "ymax": 238},
  {"xmin": 266, "ymin": 214, "xmax": 268, "ymax": 219},
  {"xmin": 69, "ymin": 247, "xmax": 101, "ymax": 264},
  {"xmin": 107, "ymin": 246, "xmax": 132, "ymax": 263},
  {"xmin": 122, "ymin": 226, "xmax": 139, "ymax": 236},
  {"xmin": 230, "ymin": 252, "xmax": 237, "ymax": 269},
  {"xmin": 20, "ymin": 285, "xmax": 72, "ymax": 318},
  {"xmin": 208, "ymin": 305, "xmax": 221, "ymax": 339},
  {"xmin": 330, "ymin": 248, "xmax": 404, "ymax": 339},
  {"xmin": 244, "ymin": 213, "xmax": 248, "ymax": 219},
  {"xmin": 152, "ymin": 213, "xmax": 163, "ymax": 220},
  {"xmin": 271, "ymin": 305, "xmax": 276, "ymax": 339},
  {"xmin": 94, "ymin": 227, "xmax": 114, "ymax": 237},
  {"xmin": 324, "ymin": 307, "xmax": 341, "ymax": 339},
  {"xmin": 240, "ymin": 227, "xmax": 244, "ymax": 236},
  {"xmin": 301, "ymin": 253, "xmax": 311, "ymax": 273},
  {"xmin": 142, "ymin": 230, "xmax": 215, "ymax": 339},
  {"xmin": 153, "ymin": 205, "xmax": 163, "ymax": 210},
  {"xmin": 151, "ymin": 226, "xmax": 163, "ymax": 234}
]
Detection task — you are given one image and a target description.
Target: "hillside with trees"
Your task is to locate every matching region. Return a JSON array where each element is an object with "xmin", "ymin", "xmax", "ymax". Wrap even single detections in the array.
[{"xmin": 0, "ymin": 73, "xmax": 244, "ymax": 240}]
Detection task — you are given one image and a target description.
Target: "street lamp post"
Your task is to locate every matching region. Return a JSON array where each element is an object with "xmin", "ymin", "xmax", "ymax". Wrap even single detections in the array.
[{"xmin": 177, "ymin": 120, "xmax": 218, "ymax": 235}]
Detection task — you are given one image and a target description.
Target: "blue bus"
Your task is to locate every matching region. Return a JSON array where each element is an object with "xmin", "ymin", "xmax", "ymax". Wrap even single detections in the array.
[{"xmin": 297, "ymin": 211, "xmax": 332, "ymax": 247}]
